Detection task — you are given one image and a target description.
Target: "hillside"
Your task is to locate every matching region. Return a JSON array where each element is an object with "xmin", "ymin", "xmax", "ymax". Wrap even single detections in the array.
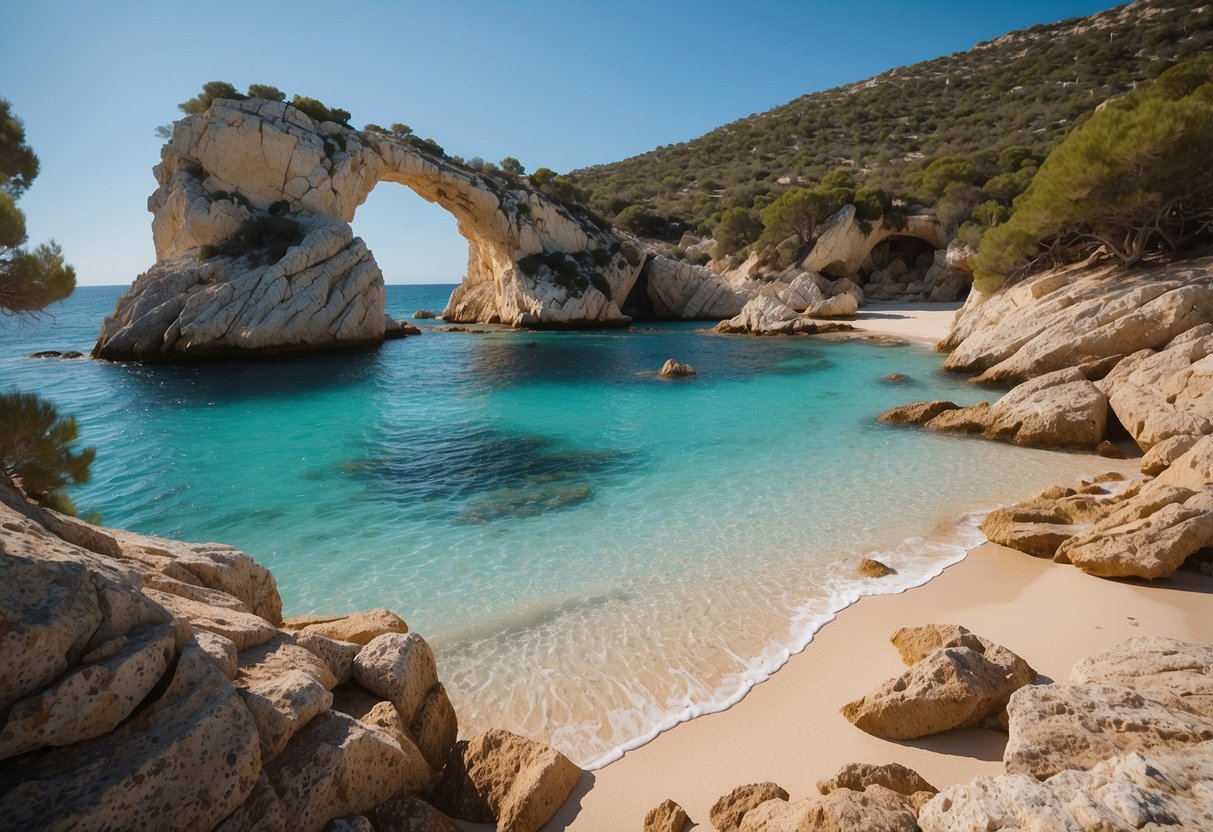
[{"xmin": 570, "ymin": 0, "xmax": 1213, "ymax": 240}]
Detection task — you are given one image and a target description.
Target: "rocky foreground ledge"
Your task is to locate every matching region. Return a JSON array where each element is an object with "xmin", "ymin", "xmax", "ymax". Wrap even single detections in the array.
[{"xmin": 0, "ymin": 483, "xmax": 582, "ymax": 832}]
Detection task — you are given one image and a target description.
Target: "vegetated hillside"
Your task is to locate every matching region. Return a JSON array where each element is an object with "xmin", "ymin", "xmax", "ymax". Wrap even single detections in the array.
[{"xmin": 570, "ymin": 0, "xmax": 1213, "ymax": 240}]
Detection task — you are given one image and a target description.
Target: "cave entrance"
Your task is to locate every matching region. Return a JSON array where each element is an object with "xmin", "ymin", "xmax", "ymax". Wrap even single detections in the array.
[{"xmin": 863, "ymin": 234, "xmax": 938, "ymax": 285}]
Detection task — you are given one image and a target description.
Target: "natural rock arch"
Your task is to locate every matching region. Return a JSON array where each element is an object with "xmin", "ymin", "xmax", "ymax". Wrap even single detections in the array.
[{"xmin": 95, "ymin": 99, "xmax": 655, "ymax": 360}]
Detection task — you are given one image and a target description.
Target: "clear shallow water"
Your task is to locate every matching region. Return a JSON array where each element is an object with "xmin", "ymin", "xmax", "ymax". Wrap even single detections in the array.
[{"xmin": 0, "ymin": 285, "xmax": 1114, "ymax": 767}]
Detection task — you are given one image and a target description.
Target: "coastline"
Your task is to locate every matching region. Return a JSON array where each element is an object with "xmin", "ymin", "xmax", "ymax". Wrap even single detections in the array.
[
  {"xmin": 549, "ymin": 541, "xmax": 1212, "ymax": 831},
  {"xmin": 536, "ymin": 300, "xmax": 1211, "ymax": 829}
]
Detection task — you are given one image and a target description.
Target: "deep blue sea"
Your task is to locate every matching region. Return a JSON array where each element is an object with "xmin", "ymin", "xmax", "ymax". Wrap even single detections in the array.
[{"xmin": 0, "ymin": 284, "xmax": 1113, "ymax": 766}]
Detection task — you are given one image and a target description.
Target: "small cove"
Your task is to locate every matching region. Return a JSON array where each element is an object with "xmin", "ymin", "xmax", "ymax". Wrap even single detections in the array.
[{"xmin": 0, "ymin": 284, "xmax": 1121, "ymax": 767}]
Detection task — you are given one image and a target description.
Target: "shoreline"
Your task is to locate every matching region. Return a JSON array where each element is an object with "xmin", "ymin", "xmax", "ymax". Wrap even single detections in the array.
[
  {"xmin": 532, "ymin": 299, "xmax": 1210, "ymax": 829},
  {"xmin": 548, "ymin": 539, "xmax": 1212, "ymax": 830}
]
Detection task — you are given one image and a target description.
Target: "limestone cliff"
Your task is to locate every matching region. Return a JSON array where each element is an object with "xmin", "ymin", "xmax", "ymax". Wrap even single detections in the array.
[{"xmin": 95, "ymin": 97, "xmax": 652, "ymax": 359}]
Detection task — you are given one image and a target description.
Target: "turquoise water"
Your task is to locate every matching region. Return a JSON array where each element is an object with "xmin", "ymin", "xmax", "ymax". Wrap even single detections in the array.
[{"xmin": 0, "ymin": 285, "xmax": 1113, "ymax": 766}]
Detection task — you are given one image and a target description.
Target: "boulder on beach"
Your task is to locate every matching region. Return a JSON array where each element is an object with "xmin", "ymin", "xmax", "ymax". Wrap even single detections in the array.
[
  {"xmin": 644, "ymin": 798, "xmax": 690, "ymax": 832},
  {"xmin": 842, "ymin": 626, "xmax": 1035, "ymax": 739},
  {"xmin": 709, "ymin": 782, "xmax": 790, "ymax": 832},
  {"xmin": 428, "ymin": 728, "xmax": 583, "ymax": 832}
]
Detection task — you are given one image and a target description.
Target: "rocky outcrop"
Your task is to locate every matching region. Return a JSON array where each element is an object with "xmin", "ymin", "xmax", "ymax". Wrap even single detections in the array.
[
  {"xmin": 738, "ymin": 786, "xmax": 920, "ymax": 832},
  {"xmin": 1004, "ymin": 682, "xmax": 1213, "ymax": 780},
  {"xmin": 879, "ymin": 367, "xmax": 1109, "ymax": 449},
  {"xmin": 1069, "ymin": 637, "xmax": 1213, "ymax": 720},
  {"xmin": 640, "ymin": 255, "xmax": 750, "ymax": 319},
  {"xmin": 94, "ymin": 218, "xmax": 387, "ymax": 360},
  {"xmin": 429, "ymin": 728, "xmax": 583, "ymax": 832},
  {"xmin": 816, "ymin": 762, "xmax": 937, "ymax": 806},
  {"xmin": 715, "ymin": 295, "xmax": 855, "ymax": 336},
  {"xmin": 0, "ymin": 486, "xmax": 575, "ymax": 831},
  {"xmin": 941, "ymin": 257, "xmax": 1213, "ymax": 385},
  {"xmin": 841, "ymin": 626, "xmax": 1034, "ymax": 739},
  {"xmin": 920, "ymin": 741, "xmax": 1213, "ymax": 832},
  {"xmin": 985, "ymin": 437, "xmax": 1213, "ymax": 578},
  {"xmin": 1096, "ymin": 322, "xmax": 1213, "ymax": 451},
  {"xmin": 283, "ymin": 608, "xmax": 409, "ymax": 644},
  {"xmin": 96, "ymin": 97, "xmax": 657, "ymax": 359}
]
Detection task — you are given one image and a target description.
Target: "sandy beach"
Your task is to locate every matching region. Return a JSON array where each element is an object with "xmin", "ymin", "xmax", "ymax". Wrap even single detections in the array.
[
  {"xmin": 549, "ymin": 542, "xmax": 1212, "ymax": 830},
  {"xmin": 851, "ymin": 300, "xmax": 964, "ymax": 344},
  {"xmin": 525, "ymin": 301, "xmax": 1213, "ymax": 830}
]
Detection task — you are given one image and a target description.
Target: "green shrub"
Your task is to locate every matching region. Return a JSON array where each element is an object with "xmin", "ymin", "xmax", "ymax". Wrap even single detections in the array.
[
  {"xmin": 179, "ymin": 81, "xmax": 246, "ymax": 114},
  {"xmin": 246, "ymin": 84, "xmax": 286, "ymax": 102},
  {"xmin": 974, "ymin": 57, "xmax": 1213, "ymax": 290},
  {"xmin": 0, "ymin": 392, "xmax": 94, "ymax": 515},
  {"xmin": 290, "ymin": 95, "xmax": 351, "ymax": 126},
  {"xmin": 589, "ymin": 272, "xmax": 612, "ymax": 296}
]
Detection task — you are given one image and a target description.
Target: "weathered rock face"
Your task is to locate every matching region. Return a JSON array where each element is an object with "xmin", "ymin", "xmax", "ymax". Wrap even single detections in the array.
[
  {"xmin": 737, "ymin": 787, "xmax": 920, "ymax": 832},
  {"xmin": 1054, "ymin": 436, "xmax": 1213, "ymax": 578},
  {"xmin": 96, "ymin": 97, "xmax": 653, "ymax": 359},
  {"xmin": 0, "ymin": 486, "xmax": 579, "ymax": 831},
  {"xmin": 1069, "ymin": 637, "xmax": 1213, "ymax": 721},
  {"xmin": 841, "ymin": 627, "xmax": 1035, "ymax": 739},
  {"xmin": 710, "ymin": 782, "xmax": 790, "ymax": 832},
  {"xmin": 644, "ymin": 798, "xmax": 690, "ymax": 832},
  {"xmin": 816, "ymin": 762, "xmax": 936, "ymax": 801},
  {"xmin": 639, "ymin": 255, "xmax": 750, "ymax": 319},
  {"xmin": 1097, "ymin": 323, "xmax": 1213, "ymax": 451},
  {"xmin": 880, "ymin": 367, "xmax": 1109, "ymax": 449},
  {"xmin": 429, "ymin": 728, "xmax": 583, "ymax": 832},
  {"xmin": 1003, "ymin": 682, "xmax": 1213, "ymax": 780},
  {"xmin": 94, "ymin": 218, "xmax": 387, "ymax": 360},
  {"xmin": 942, "ymin": 256, "xmax": 1213, "ymax": 385},
  {"xmin": 920, "ymin": 741, "xmax": 1213, "ymax": 832}
]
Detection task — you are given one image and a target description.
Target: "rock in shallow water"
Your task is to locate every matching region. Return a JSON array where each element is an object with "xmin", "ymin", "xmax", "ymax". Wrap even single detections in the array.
[{"xmin": 658, "ymin": 358, "xmax": 696, "ymax": 377}]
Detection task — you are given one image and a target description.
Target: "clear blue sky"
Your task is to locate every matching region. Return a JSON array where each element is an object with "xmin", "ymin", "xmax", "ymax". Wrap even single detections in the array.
[{"xmin": 3, "ymin": 0, "xmax": 1119, "ymax": 286}]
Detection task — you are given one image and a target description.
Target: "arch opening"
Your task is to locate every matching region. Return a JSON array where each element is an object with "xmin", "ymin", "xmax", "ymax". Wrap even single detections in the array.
[{"xmin": 350, "ymin": 184, "xmax": 467, "ymax": 286}]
